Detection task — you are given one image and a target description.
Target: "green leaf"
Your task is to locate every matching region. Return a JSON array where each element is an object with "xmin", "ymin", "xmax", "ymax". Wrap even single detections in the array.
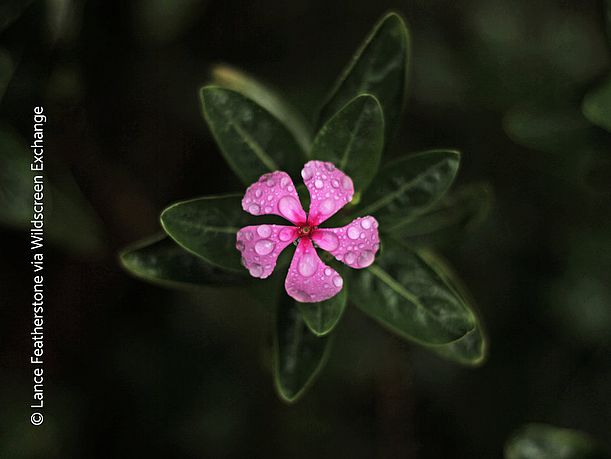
[
  {"xmin": 160, "ymin": 194, "xmax": 250, "ymax": 272},
  {"xmin": 119, "ymin": 234, "xmax": 246, "ymax": 288},
  {"xmin": 0, "ymin": 48, "xmax": 13, "ymax": 102},
  {"xmin": 505, "ymin": 424, "xmax": 609, "ymax": 459},
  {"xmin": 311, "ymin": 94, "xmax": 384, "ymax": 193},
  {"xmin": 318, "ymin": 12, "xmax": 410, "ymax": 143},
  {"xmin": 350, "ymin": 241, "xmax": 476, "ymax": 345},
  {"xmin": 298, "ymin": 283, "xmax": 347, "ymax": 336},
  {"xmin": 199, "ymin": 86, "xmax": 305, "ymax": 185},
  {"xmin": 210, "ymin": 64, "xmax": 312, "ymax": 153},
  {"xmin": 0, "ymin": 126, "xmax": 32, "ymax": 228},
  {"xmin": 358, "ymin": 150, "xmax": 460, "ymax": 228},
  {"xmin": 582, "ymin": 76, "xmax": 611, "ymax": 133},
  {"xmin": 274, "ymin": 296, "xmax": 333, "ymax": 402},
  {"xmin": 391, "ymin": 182, "xmax": 493, "ymax": 247},
  {"xmin": 417, "ymin": 250, "xmax": 487, "ymax": 366}
]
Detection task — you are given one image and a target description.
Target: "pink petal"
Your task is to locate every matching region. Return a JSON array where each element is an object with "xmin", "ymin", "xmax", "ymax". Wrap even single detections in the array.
[
  {"xmin": 285, "ymin": 238, "xmax": 343, "ymax": 303},
  {"xmin": 301, "ymin": 160, "xmax": 354, "ymax": 226},
  {"xmin": 236, "ymin": 225, "xmax": 298, "ymax": 279},
  {"xmin": 242, "ymin": 171, "xmax": 307, "ymax": 225},
  {"xmin": 311, "ymin": 216, "xmax": 380, "ymax": 269}
]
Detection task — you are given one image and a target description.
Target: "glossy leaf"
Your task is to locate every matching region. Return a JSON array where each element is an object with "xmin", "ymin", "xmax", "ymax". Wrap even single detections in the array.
[
  {"xmin": 311, "ymin": 94, "xmax": 384, "ymax": 193},
  {"xmin": 318, "ymin": 12, "xmax": 410, "ymax": 142},
  {"xmin": 358, "ymin": 150, "xmax": 460, "ymax": 228},
  {"xmin": 199, "ymin": 86, "xmax": 304, "ymax": 185},
  {"xmin": 298, "ymin": 282, "xmax": 347, "ymax": 336},
  {"xmin": 350, "ymin": 241, "xmax": 476, "ymax": 345},
  {"xmin": 582, "ymin": 76, "xmax": 611, "ymax": 133},
  {"xmin": 160, "ymin": 194, "xmax": 251, "ymax": 272},
  {"xmin": 505, "ymin": 424, "xmax": 609, "ymax": 459},
  {"xmin": 391, "ymin": 182, "xmax": 493, "ymax": 246},
  {"xmin": 418, "ymin": 250, "xmax": 487, "ymax": 365},
  {"xmin": 120, "ymin": 234, "xmax": 245, "ymax": 288},
  {"xmin": 274, "ymin": 297, "xmax": 332, "ymax": 402},
  {"xmin": 211, "ymin": 64, "xmax": 312, "ymax": 153}
]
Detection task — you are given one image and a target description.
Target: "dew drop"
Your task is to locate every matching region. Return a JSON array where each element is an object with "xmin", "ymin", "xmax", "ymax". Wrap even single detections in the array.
[
  {"xmin": 347, "ymin": 226, "xmax": 360, "ymax": 240},
  {"xmin": 301, "ymin": 167, "xmax": 313, "ymax": 181},
  {"xmin": 345, "ymin": 252, "xmax": 356, "ymax": 265},
  {"xmin": 236, "ymin": 241, "xmax": 244, "ymax": 251},
  {"xmin": 280, "ymin": 177, "xmax": 289, "ymax": 187},
  {"xmin": 257, "ymin": 225, "xmax": 272, "ymax": 237},
  {"xmin": 318, "ymin": 198, "xmax": 335, "ymax": 215},
  {"xmin": 266, "ymin": 178, "xmax": 275, "ymax": 187},
  {"xmin": 324, "ymin": 267, "xmax": 332, "ymax": 276},
  {"xmin": 315, "ymin": 231, "xmax": 339, "ymax": 251},
  {"xmin": 331, "ymin": 179, "xmax": 339, "ymax": 188},
  {"xmin": 279, "ymin": 227, "xmax": 295, "ymax": 242},
  {"xmin": 314, "ymin": 179, "xmax": 324, "ymax": 189},
  {"xmin": 325, "ymin": 162, "xmax": 335, "ymax": 171},
  {"xmin": 254, "ymin": 189, "xmax": 262, "ymax": 198},
  {"xmin": 360, "ymin": 218, "xmax": 372, "ymax": 230},
  {"xmin": 357, "ymin": 250, "xmax": 375, "ymax": 268},
  {"xmin": 332, "ymin": 275, "xmax": 343, "ymax": 288},
  {"xmin": 278, "ymin": 195, "xmax": 304, "ymax": 222},
  {"xmin": 244, "ymin": 231, "xmax": 253, "ymax": 241},
  {"xmin": 264, "ymin": 206, "xmax": 272, "ymax": 213},
  {"xmin": 292, "ymin": 290, "xmax": 311, "ymax": 302},
  {"xmin": 297, "ymin": 253, "xmax": 318, "ymax": 277},
  {"xmin": 249, "ymin": 264, "xmax": 263, "ymax": 277},
  {"xmin": 342, "ymin": 176, "xmax": 353, "ymax": 190},
  {"xmin": 254, "ymin": 239, "xmax": 275, "ymax": 255},
  {"xmin": 248, "ymin": 204, "xmax": 261, "ymax": 215}
]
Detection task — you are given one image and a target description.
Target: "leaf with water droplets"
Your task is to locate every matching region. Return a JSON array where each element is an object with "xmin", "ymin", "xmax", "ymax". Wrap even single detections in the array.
[
  {"xmin": 274, "ymin": 296, "xmax": 333, "ymax": 402},
  {"xmin": 359, "ymin": 149, "xmax": 460, "ymax": 228},
  {"xmin": 161, "ymin": 194, "xmax": 255, "ymax": 272},
  {"xmin": 318, "ymin": 12, "xmax": 410, "ymax": 143},
  {"xmin": 200, "ymin": 86, "xmax": 305, "ymax": 185},
  {"xmin": 120, "ymin": 234, "xmax": 246, "ymax": 288},
  {"xmin": 298, "ymin": 280, "xmax": 347, "ymax": 336},
  {"xmin": 505, "ymin": 423, "xmax": 609, "ymax": 459},
  {"xmin": 350, "ymin": 241, "xmax": 477, "ymax": 346},
  {"xmin": 312, "ymin": 94, "xmax": 384, "ymax": 193}
]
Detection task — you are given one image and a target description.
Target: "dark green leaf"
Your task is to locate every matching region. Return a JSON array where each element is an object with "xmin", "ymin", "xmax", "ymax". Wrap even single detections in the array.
[
  {"xmin": 199, "ymin": 86, "xmax": 304, "ymax": 185},
  {"xmin": 505, "ymin": 424, "xmax": 609, "ymax": 459},
  {"xmin": 298, "ymin": 283, "xmax": 347, "ymax": 336},
  {"xmin": 582, "ymin": 76, "xmax": 611, "ymax": 133},
  {"xmin": 274, "ymin": 296, "xmax": 333, "ymax": 402},
  {"xmin": 160, "ymin": 194, "xmax": 250, "ymax": 272},
  {"xmin": 318, "ymin": 12, "xmax": 410, "ymax": 142},
  {"xmin": 358, "ymin": 150, "xmax": 460, "ymax": 228},
  {"xmin": 418, "ymin": 250, "xmax": 487, "ymax": 365},
  {"xmin": 120, "ymin": 234, "xmax": 246, "ymax": 288},
  {"xmin": 0, "ymin": 48, "xmax": 13, "ymax": 101},
  {"xmin": 0, "ymin": 126, "xmax": 32, "ymax": 227},
  {"xmin": 211, "ymin": 64, "xmax": 312, "ymax": 153},
  {"xmin": 391, "ymin": 182, "xmax": 493, "ymax": 247},
  {"xmin": 311, "ymin": 94, "xmax": 384, "ymax": 193},
  {"xmin": 350, "ymin": 241, "xmax": 476, "ymax": 345}
]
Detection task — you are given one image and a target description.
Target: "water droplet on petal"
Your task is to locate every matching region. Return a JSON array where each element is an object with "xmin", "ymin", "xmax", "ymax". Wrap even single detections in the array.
[
  {"xmin": 278, "ymin": 195, "xmax": 303, "ymax": 222},
  {"xmin": 318, "ymin": 198, "xmax": 335, "ymax": 215},
  {"xmin": 257, "ymin": 225, "xmax": 271, "ymax": 237},
  {"xmin": 342, "ymin": 176, "xmax": 353, "ymax": 190},
  {"xmin": 331, "ymin": 179, "xmax": 339, "ymax": 188},
  {"xmin": 316, "ymin": 231, "xmax": 339, "ymax": 251},
  {"xmin": 314, "ymin": 179, "xmax": 324, "ymax": 189},
  {"xmin": 280, "ymin": 177, "xmax": 289, "ymax": 187},
  {"xmin": 324, "ymin": 267, "xmax": 332, "ymax": 276},
  {"xmin": 264, "ymin": 206, "xmax": 272, "ymax": 213},
  {"xmin": 357, "ymin": 250, "xmax": 375, "ymax": 268},
  {"xmin": 360, "ymin": 218, "xmax": 372, "ymax": 230},
  {"xmin": 236, "ymin": 241, "xmax": 245, "ymax": 251},
  {"xmin": 292, "ymin": 290, "xmax": 311, "ymax": 302},
  {"xmin": 254, "ymin": 189, "xmax": 262, "ymax": 198},
  {"xmin": 325, "ymin": 163, "xmax": 335, "ymax": 171},
  {"xmin": 297, "ymin": 253, "xmax": 317, "ymax": 277},
  {"xmin": 266, "ymin": 178, "xmax": 275, "ymax": 187},
  {"xmin": 301, "ymin": 167, "xmax": 313, "ymax": 181},
  {"xmin": 345, "ymin": 252, "xmax": 356, "ymax": 265},
  {"xmin": 254, "ymin": 239, "xmax": 275, "ymax": 255},
  {"xmin": 248, "ymin": 204, "xmax": 261, "ymax": 215},
  {"xmin": 249, "ymin": 264, "xmax": 263, "ymax": 277},
  {"xmin": 332, "ymin": 275, "xmax": 343, "ymax": 288},
  {"xmin": 244, "ymin": 231, "xmax": 253, "ymax": 241},
  {"xmin": 347, "ymin": 226, "xmax": 360, "ymax": 240}
]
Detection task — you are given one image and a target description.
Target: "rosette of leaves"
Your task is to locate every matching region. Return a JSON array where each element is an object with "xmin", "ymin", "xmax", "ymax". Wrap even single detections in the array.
[{"xmin": 121, "ymin": 12, "xmax": 491, "ymax": 402}]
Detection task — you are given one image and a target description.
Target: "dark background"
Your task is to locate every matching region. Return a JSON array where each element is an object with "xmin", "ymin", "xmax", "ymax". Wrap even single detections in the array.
[{"xmin": 1, "ymin": 0, "xmax": 610, "ymax": 457}]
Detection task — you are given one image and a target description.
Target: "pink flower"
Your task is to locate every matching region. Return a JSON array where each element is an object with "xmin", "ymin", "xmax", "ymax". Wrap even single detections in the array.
[{"xmin": 236, "ymin": 160, "xmax": 380, "ymax": 303}]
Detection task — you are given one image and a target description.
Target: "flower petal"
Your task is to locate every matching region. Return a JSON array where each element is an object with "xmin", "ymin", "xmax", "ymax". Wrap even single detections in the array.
[
  {"xmin": 236, "ymin": 224, "xmax": 298, "ymax": 279},
  {"xmin": 285, "ymin": 238, "xmax": 343, "ymax": 303},
  {"xmin": 311, "ymin": 216, "xmax": 380, "ymax": 269},
  {"xmin": 301, "ymin": 160, "xmax": 354, "ymax": 226},
  {"xmin": 242, "ymin": 171, "xmax": 307, "ymax": 225}
]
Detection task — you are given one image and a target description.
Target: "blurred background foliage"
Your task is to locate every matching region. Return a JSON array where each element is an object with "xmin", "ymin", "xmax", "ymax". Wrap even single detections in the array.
[{"xmin": 1, "ymin": 0, "xmax": 611, "ymax": 457}]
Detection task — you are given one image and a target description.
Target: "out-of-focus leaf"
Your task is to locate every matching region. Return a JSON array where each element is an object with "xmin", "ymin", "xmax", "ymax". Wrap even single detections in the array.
[
  {"xmin": 418, "ymin": 250, "xmax": 487, "ymax": 366},
  {"xmin": 211, "ymin": 64, "xmax": 312, "ymax": 153},
  {"xmin": 0, "ymin": 0, "xmax": 34, "ymax": 32},
  {"xmin": 358, "ymin": 150, "xmax": 460, "ymax": 227},
  {"xmin": 311, "ymin": 94, "xmax": 384, "ymax": 193},
  {"xmin": 298, "ymin": 283, "xmax": 347, "ymax": 336},
  {"xmin": 582, "ymin": 76, "xmax": 611, "ymax": 133},
  {"xmin": 391, "ymin": 182, "xmax": 493, "ymax": 246},
  {"xmin": 120, "ymin": 234, "xmax": 246, "ymax": 288},
  {"xmin": 0, "ymin": 48, "xmax": 13, "ymax": 101},
  {"xmin": 505, "ymin": 423, "xmax": 609, "ymax": 459},
  {"xmin": 133, "ymin": 0, "xmax": 205, "ymax": 44},
  {"xmin": 584, "ymin": 157, "xmax": 611, "ymax": 194},
  {"xmin": 504, "ymin": 104, "xmax": 595, "ymax": 154},
  {"xmin": 350, "ymin": 241, "xmax": 476, "ymax": 345},
  {"xmin": 199, "ymin": 86, "xmax": 304, "ymax": 185},
  {"xmin": 318, "ymin": 12, "xmax": 410, "ymax": 142},
  {"xmin": 160, "ymin": 194, "xmax": 250, "ymax": 272},
  {"xmin": 0, "ymin": 126, "xmax": 32, "ymax": 227},
  {"xmin": 274, "ymin": 297, "xmax": 332, "ymax": 402}
]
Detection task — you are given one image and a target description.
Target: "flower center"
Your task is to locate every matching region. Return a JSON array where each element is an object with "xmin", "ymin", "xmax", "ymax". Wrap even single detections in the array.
[{"xmin": 297, "ymin": 225, "xmax": 315, "ymax": 238}]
